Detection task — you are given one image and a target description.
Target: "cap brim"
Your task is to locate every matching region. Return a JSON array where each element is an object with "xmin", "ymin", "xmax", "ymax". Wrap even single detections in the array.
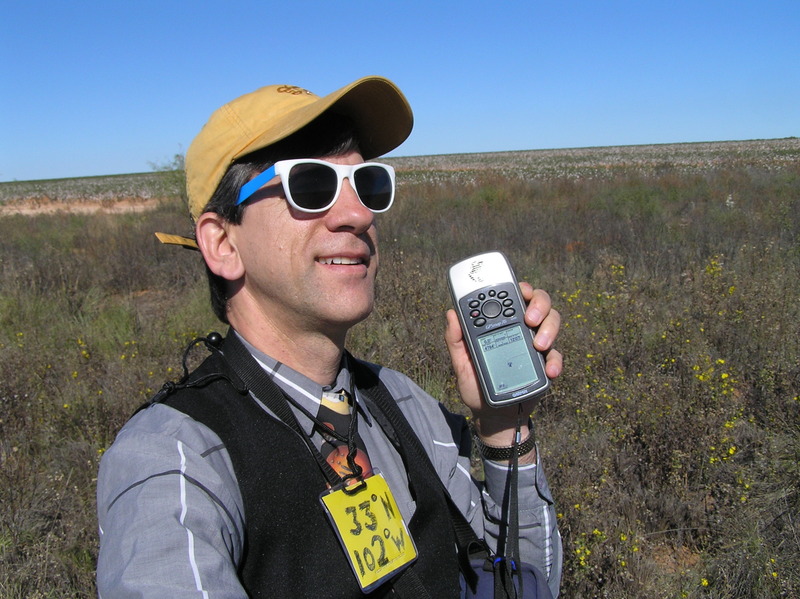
[{"xmin": 235, "ymin": 76, "xmax": 413, "ymax": 161}]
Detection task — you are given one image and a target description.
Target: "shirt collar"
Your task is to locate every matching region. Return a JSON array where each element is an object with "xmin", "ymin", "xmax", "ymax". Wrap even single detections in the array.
[{"xmin": 233, "ymin": 331, "xmax": 372, "ymax": 433}]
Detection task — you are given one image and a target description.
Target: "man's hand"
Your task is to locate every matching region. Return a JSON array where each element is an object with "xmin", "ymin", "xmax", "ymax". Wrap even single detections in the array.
[{"xmin": 445, "ymin": 283, "xmax": 562, "ymax": 458}]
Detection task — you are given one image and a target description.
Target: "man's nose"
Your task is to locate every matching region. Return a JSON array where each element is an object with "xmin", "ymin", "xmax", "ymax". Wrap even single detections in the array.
[{"xmin": 325, "ymin": 178, "xmax": 374, "ymax": 232}]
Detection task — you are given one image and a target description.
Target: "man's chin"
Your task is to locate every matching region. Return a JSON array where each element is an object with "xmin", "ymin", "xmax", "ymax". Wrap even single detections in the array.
[{"xmin": 311, "ymin": 293, "xmax": 373, "ymax": 330}]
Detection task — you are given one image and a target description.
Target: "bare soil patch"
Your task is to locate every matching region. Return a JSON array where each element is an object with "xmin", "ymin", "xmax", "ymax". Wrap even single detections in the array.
[{"xmin": 0, "ymin": 196, "xmax": 162, "ymax": 217}]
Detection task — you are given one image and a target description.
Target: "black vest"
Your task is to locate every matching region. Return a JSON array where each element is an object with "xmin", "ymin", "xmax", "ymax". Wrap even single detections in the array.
[{"xmin": 158, "ymin": 337, "xmax": 462, "ymax": 598}]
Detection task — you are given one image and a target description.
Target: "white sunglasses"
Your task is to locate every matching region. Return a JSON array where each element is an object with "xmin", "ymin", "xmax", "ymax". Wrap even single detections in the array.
[{"xmin": 236, "ymin": 158, "xmax": 396, "ymax": 213}]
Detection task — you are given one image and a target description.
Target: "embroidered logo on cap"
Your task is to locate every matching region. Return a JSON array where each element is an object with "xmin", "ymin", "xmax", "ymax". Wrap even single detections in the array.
[{"xmin": 277, "ymin": 85, "xmax": 313, "ymax": 95}]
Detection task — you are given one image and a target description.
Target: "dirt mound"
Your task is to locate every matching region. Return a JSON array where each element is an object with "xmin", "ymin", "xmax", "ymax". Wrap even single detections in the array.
[{"xmin": 0, "ymin": 196, "xmax": 161, "ymax": 216}]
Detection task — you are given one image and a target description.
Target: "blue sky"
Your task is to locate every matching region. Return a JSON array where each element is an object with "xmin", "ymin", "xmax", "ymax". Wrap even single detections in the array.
[{"xmin": 2, "ymin": 0, "xmax": 798, "ymax": 182}]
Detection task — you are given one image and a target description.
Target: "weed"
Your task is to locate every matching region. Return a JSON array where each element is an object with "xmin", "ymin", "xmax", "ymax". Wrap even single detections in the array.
[{"xmin": 1, "ymin": 139, "xmax": 798, "ymax": 596}]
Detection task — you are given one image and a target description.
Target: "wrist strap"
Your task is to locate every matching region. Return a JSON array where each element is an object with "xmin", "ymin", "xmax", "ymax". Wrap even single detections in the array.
[{"xmin": 471, "ymin": 419, "xmax": 535, "ymax": 461}]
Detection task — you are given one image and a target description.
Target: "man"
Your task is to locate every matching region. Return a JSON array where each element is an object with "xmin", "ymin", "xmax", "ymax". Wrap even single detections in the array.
[{"xmin": 97, "ymin": 76, "xmax": 563, "ymax": 598}]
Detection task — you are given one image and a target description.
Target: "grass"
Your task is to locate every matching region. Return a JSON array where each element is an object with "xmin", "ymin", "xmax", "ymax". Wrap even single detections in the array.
[
  {"xmin": 0, "ymin": 171, "xmax": 182, "ymax": 203},
  {"xmin": 1, "ymin": 138, "xmax": 799, "ymax": 597}
]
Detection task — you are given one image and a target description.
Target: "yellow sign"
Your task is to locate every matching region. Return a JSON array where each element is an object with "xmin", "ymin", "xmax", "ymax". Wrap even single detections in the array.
[{"xmin": 320, "ymin": 472, "xmax": 417, "ymax": 592}]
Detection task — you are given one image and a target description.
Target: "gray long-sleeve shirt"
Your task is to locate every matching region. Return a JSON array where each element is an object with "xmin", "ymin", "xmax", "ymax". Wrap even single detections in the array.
[{"xmin": 96, "ymin": 340, "xmax": 562, "ymax": 597}]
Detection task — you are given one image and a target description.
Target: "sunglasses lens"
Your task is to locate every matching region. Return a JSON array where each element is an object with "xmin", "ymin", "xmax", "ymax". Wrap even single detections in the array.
[
  {"xmin": 287, "ymin": 163, "xmax": 338, "ymax": 210},
  {"xmin": 353, "ymin": 165, "xmax": 393, "ymax": 211}
]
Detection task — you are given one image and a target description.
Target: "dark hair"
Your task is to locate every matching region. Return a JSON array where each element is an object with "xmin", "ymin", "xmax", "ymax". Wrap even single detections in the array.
[{"xmin": 202, "ymin": 112, "xmax": 361, "ymax": 323}]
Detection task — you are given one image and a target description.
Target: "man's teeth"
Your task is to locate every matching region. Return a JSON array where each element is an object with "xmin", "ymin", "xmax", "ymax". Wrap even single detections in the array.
[{"xmin": 318, "ymin": 257, "xmax": 362, "ymax": 265}]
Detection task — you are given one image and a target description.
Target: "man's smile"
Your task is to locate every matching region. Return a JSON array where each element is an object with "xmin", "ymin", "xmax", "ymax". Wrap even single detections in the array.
[{"xmin": 316, "ymin": 256, "xmax": 364, "ymax": 265}]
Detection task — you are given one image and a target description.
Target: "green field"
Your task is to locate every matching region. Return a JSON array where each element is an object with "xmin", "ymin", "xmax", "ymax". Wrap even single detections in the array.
[{"xmin": 1, "ymin": 138, "xmax": 798, "ymax": 597}]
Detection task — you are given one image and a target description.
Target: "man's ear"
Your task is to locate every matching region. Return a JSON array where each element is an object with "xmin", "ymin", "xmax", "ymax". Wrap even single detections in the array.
[{"xmin": 195, "ymin": 212, "xmax": 246, "ymax": 281}]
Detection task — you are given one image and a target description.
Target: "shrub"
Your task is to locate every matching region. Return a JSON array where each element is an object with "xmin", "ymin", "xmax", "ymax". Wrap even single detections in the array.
[{"xmin": 1, "ymin": 139, "xmax": 798, "ymax": 597}]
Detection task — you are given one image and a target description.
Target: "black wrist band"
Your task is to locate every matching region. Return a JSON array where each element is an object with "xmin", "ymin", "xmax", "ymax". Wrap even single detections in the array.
[{"xmin": 470, "ymin": 420, "xmax": 535, "ymax": 461}]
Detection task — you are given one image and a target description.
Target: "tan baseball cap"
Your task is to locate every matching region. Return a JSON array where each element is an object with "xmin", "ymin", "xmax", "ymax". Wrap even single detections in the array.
[{"xmin": 155, "ymin": 76, "xmax": 413, "ymax": 249}]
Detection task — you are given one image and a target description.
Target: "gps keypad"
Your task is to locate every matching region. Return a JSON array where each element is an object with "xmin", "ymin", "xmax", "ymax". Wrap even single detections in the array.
[{"xmin": 462, "ymin": 284, "xmax": 518, "ymax": 328}]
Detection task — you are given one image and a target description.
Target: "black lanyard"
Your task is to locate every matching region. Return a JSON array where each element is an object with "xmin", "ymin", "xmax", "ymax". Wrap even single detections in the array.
[
  {"xmin": 280, "ymin": 375, "xmax": 368, "ymax": 492},
  {"xmin": 220, "ymin": 332, "xmax": 366, "ymax": 491}
]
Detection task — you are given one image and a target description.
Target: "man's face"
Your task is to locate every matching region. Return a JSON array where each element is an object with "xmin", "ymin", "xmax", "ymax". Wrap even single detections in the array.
[{"xmin": 226, "ymin": 150, "xmax": 380, "ymax": 342}]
